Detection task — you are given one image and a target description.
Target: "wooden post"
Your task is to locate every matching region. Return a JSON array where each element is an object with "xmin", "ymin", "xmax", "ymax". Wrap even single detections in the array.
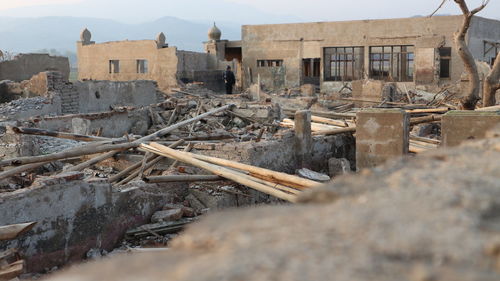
[{"xmin": 294, "ymin": 110, "xmax": 312, "ymax": 169}]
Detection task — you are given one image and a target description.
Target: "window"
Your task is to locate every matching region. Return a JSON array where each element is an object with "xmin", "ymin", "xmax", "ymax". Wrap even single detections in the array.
[
  {"xmin": 324, "ymin": 47, "xmax": 364, "ymax": 81},
  {"xmin": 303, "ymin": 58, "xmax": 321, "ymax": 78},
  {"xmin": 369, "ymin": 45, "xmax": 414, "ymax": 82},
  {"xmin": 109, "ymin": 60, "xmax": 120, "ymax": 74},
  {"xmin": 137, "ymin": 59, "xmax": 148, "ymax": 74},
  {"xmin": 257, "ymin": 60, "xmax": 283, "ymax": 67},
  {"xmin": 439, "ymin": 47, "xmax": 451, "ymax": 79},
  {"xmin": 483, "ymin": 41, "xmax": 499, "ymax": 67}
]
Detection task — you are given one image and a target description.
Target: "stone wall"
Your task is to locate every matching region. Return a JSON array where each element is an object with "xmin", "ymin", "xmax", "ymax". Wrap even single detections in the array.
[
  {"xmin": 0, "ymin": 54, "xmax": 70, "ymax": 82},
  {"xmin": 73, "ymin": 80, "xmax": 162, "ymax": 114},
  {"xmin": 200, "ymin": 134, "xmax": 355, "ymax": 174},
  {"xmin": 34, "ymin": 109, "xmax": 150, "ymax": 138},
  {"xmin": 0, "ymin": 172, "xmax": 188, "ymax": 273}
]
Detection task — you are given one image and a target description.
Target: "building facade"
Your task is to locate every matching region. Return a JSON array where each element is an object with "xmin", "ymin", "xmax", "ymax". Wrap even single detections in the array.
[
  {"xmin": 77, "ymin": 28, "xmax": 235, "ymax": 92},
  {"xmin": 220, "ymin": 15, "xmax": 500, "ymax": 92}
]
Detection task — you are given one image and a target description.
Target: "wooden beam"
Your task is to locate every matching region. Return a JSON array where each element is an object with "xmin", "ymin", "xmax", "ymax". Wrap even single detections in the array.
[
  {"xmin": 0, "ymin": 222, "xmax": 36, "ymax": 241},
  {"xmin": 9, "ymin": 127, "xmax": 109, "ymax": 142},
  {"xmin": 144, "ymin": 175, "xmax": 223, "ymax": 183},
  {"xmin": 141, "ymin": 143, "xmax": 297, "ymax": 202},
  {"xmin": 149, "ymin": 143, "xmax": 320, "ymax": 189}
]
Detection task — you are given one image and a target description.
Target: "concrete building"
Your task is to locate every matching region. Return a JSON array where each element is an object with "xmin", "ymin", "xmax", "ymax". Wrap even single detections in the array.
[
  {"xmin": 77, "ymin": 27, "xmax": 235, "ymax": 92},
  {"xmin": 214, "ymin": 15, "xmax": 500, "ymax": 92}
]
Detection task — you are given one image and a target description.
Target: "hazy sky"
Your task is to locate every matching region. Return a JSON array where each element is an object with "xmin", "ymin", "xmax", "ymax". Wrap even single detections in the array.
[{"xmin": 0, "ymin": 0, "xmax": 498, "ymax": 24}]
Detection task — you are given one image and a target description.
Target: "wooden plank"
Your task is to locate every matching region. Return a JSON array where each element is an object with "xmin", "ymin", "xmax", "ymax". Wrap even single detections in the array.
[
  {"xmin": 0, "ymin": 260, "xmax": 24, "ymax": 280},
  {"xmin": 0, "ymin": 222, "xmax": 36, "ymax": 241}
]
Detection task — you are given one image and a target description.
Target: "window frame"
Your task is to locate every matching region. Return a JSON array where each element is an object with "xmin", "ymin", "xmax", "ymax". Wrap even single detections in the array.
[
  {"xmin": 109, "ymin": 60, "xmax": 120, "ymax": 74},
  {"xmin": 324, "ymin": 46, "xmax": 364, "ymax": 82},
  {"xmin": 136, "ymin": 59, "xmax": 149, "ymax": 74},
  {"xmin": 369, "ymin": 45, "xmax": 414, "ymax": 82},
  {"xmin": 257, "ymin": 59, "xmax": 284, "ymax": 68},
  {"xmin": 439, "ymin": 47, "xmax": 452, "ymax": 79}
]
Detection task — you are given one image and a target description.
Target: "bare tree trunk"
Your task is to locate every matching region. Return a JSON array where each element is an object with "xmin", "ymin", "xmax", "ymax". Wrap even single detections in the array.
[
  {"xmin": 483, "ymin": 51, "xmax": 500, "ymax": 106},
  {"xmin": 453, "ymin": 0, "xmax": 489, "ymax": 110}
]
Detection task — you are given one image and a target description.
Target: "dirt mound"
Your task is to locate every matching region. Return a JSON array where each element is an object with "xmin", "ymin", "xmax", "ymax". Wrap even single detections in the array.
[{"xmin": 47, "ymin": 134, "xmax": 500, "ymax": 281}]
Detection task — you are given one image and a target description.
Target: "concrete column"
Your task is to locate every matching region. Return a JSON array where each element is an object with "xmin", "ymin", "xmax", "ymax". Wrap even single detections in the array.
[
  {"xmin": 294, "ymin": 110, "xmax": 312, "ymax": 169},
  {"xmin": 442, "ymin": 111, "xmax": 500, "ymax": 147},
  {"xmin": 356, "ymin": 109, "xmax": 409, "ymax": 170}
]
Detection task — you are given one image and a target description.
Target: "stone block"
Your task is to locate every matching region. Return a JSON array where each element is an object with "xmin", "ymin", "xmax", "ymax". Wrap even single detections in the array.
[
  {"xmin": 328, "ymin": 158, "xmax": 351, "ymax": 178},
  {"xmin": 151, "ymin": 209, "xmax": 183, "ymax": 223},
  {"xmin": 442, "ymin": 111, "xmax": 500, "ymax": 147},
  {"xmin": 356, "ymin": 109, "xmax": 409, "ymax": 170}
]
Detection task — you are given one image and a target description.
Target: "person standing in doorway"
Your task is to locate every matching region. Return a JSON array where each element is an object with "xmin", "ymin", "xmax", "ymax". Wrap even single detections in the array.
[{"xmin": 223, "ymin": 66, "xmax": 236, "ymax": 95}]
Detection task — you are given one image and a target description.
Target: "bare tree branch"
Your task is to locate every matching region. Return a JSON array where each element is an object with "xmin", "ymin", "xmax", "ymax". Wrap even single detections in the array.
[
  {"xmin": 483, "ymin": 51, "xmax": 500, "ymax": 106},
  {"xmin": 429, "ymin": 0, "xmax": 448, "ymax": 18},
  {"xmin": 453, "ymin": 0, "xmax": 490, "ymax": 109}
]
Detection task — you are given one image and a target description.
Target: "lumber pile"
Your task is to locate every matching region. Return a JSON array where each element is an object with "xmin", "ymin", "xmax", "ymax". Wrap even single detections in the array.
[
  {"xmin": 140, "ymin": 142, "xmax": 322, "ymax": 203},
  {"xmin": 0, "ymin": 222, "xmax": 36, "ymax": 280},
  {"xmin": 0, "ymin": 104, "xmax": 234, "ymax": 182}
]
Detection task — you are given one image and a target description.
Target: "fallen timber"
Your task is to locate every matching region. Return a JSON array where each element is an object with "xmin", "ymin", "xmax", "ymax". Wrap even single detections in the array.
[
  {"xmin": 141, "ymin": 143, "xmax": 299, "ymax": 202},
  {"xmin": 0, "ymin": 104, "xmax": 234, "ymax": 180}
]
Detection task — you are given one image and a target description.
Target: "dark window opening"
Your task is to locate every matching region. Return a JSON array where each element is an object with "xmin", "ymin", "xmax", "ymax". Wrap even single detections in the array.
[
  {"xmin": 257, "ymin": 60, "xmax": 283, "ymax": 67},
  {"xmin": 303, "ymin": 58, "xmax": 320, "ymax": 78},
  {"xmin": 439, "ymin": 47, "xmax": 451, "ymax": 78},
  {"xmin": 136, "ymin": 59, "xmax": 148, "ymax": 74},
  {"xmin": 324, "ymin": 47, "xmax": 364, "ymax": 81},
  {"xmin": 369, "ymin": 45, "xmax": 414, "ymax": 82},
  {"xmin": 109, "ymin": 60, "xmax": 120, "ymax": 74}
]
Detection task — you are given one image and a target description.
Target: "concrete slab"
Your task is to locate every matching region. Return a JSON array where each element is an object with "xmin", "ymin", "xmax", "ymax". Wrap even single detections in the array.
[
  {"xmin": 356, "ymin": 109, "xmax": 409, "ymax": 170},
  {"xmin": 442, "ymin": 111, "xmax": 500, "ymax": 147}
]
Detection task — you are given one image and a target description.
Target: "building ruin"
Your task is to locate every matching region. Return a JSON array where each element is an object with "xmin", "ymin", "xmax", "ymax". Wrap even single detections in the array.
[{"xmin": 0, "ymin": 12, "xmax": 500, "ymax": 281}]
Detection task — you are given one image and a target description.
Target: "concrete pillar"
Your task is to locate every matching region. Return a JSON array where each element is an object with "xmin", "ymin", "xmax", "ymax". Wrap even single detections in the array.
[
  {"xmin": 442, "ymin": 111, "xmax": 500, "ymax": 147},
  {"xmin": 356, "ymin": 109, "xmax": 409, "ymax": 170},
  {"xmin": 294, "ymin": 110, "xmax": 312, "ymax": 169}
]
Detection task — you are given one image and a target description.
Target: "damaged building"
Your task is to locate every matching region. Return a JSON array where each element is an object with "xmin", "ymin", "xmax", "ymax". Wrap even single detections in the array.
[
  {"xmin": 77, "ymin": 27, "xmax": 237, "ymax": 92},
  {"xmin": 1, "ymin": 9, "xmax": 500, "ymax": 281},
  {"xmin": 213, "ymin": 15, "xmax": 500, "ymax": 95}
]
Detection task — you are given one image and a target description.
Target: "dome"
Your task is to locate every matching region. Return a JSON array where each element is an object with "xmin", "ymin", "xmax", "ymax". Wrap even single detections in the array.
[
  {"xmin": 156, "ymin": 32, "xmax": 166, "ymax": 47},
  {"xmin": 208, "ymin": 23, "xmax": 221, "ymax": 41},
  {"xmin": 80, "ymin": 28, "xmax": 92, "ymax": 43}
]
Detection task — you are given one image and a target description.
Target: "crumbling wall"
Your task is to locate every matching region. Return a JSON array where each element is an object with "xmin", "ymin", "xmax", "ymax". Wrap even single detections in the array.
[
  {"xmin": 74, "ymin": 80, "xmax": 162, "ymax": 114},
  {"xmin": 0, "ymin": 54, "xmax": 70, "ymax": 82},
  {"xmin": 200, "ymin": 134, "xmax": 354, "ymax": 174},
  {"xmin": 0, "ymin": 173, "xmax": 188, "ymax": 273},
  {"xmin": 34, "ymin": 109, "xmax": 150, "ymax": 138}
]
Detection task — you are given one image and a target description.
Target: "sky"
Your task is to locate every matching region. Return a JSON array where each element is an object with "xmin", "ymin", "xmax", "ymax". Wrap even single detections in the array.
[{"xmin": 0, "ymin": 0, "xmax": 498, "ymax": 24}]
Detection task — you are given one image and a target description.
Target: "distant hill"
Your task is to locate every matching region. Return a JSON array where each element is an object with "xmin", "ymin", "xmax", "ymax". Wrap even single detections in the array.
[{"xmin": 0, "ymin": 16, "xmax": 241, "ymax": 55}]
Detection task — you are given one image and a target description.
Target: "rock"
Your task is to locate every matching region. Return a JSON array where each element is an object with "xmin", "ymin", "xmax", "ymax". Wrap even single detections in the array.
[
  {"xmin": 151, "ymin": 209, "xmax": 184, "ymax": 223},
  {"xmin": 162, "ymin": 203, "xmax": 196, "ymax": 218},
  {"xmin": 328, "ymin": 158, "xmax": 351, "ymax": 178},
  {"xmin": 130, "ymin": 120, "xmax": 149, "ymax": 136},
  {"xmin": 181, "ymin": 207, "xmax": 196, "ymax": 218},
  {"xmin": 232, "ymin": 117, "xmax": 246, "ymax": 128},
  {"xmin": 185, "ymin": 193, "xmax": 206, "ymax": 212},
  {"xmin": 296, "ymin": 168, "xmax": 330, "ymax": 182}
]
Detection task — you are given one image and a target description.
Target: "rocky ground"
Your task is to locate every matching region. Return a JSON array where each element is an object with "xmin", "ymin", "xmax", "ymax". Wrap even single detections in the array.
[{"xmin": 44, "ymin": 127, "xmax": 500, "ymax": 281}]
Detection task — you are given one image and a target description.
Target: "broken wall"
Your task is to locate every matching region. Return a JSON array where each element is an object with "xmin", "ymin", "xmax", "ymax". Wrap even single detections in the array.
[
  {"xmin": 0, "ymin": 54, "xmax": 70, "ymax": 82},
  {"xmin": 0, "ymin": 172, "xmax": 188, "ymax": 273},
  {"xmin": 74, "ymin": 80, "xmax": 162, "ymax": 114}
]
